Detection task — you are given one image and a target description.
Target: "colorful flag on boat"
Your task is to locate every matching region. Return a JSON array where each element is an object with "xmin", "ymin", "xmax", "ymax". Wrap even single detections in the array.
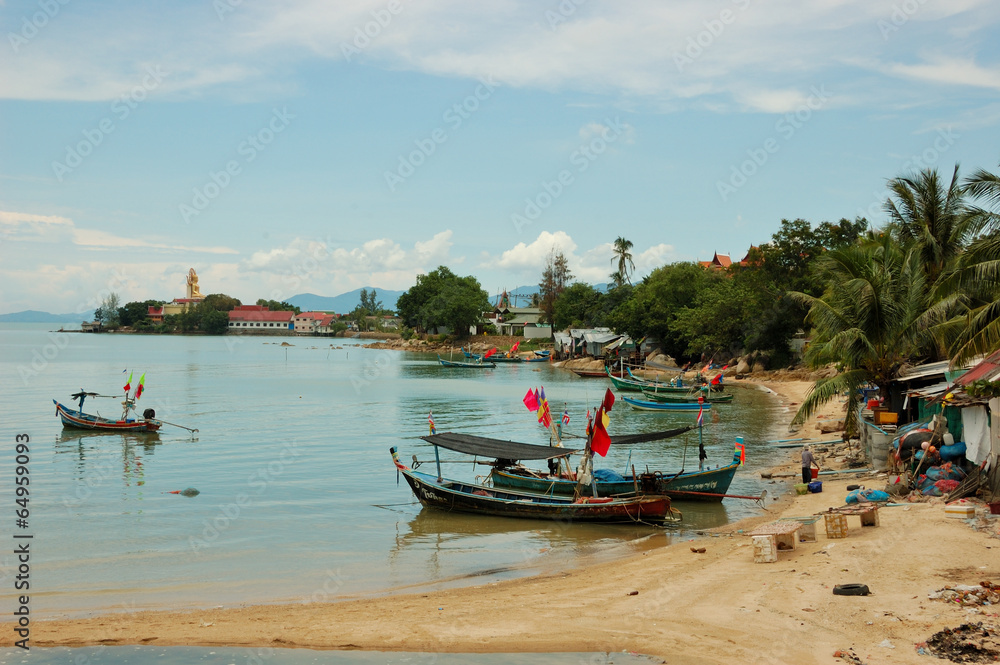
[
  {"xmin": 602, "ymin": 388, "xmax": 615, "ymax": 412},
  {"xmin": 135, "ymin": 373, "xmax": 145, "ymax": 399},
  {"xmin": 510, "ymin": 341, "xmax": 520, "ymax": 354},
  {"xmin": 523, "ymin": 388, "xmax": 539, "ymax": 412},
  {"xmin": 561, "ymin": 410, "xmax": 570, "ymax": 426},
  {"xmin": 591, "ymin": 407, "xmax": 611, "ymax": 457},
  {"xmin": 428, "ymin": 411, "xmax": 436, "ymax": 435},
  {"xmin": 484, "ymin": 347, "xmax": 497, "ymax": 359},
  {"xmin": 734, "ymin": 440, "xmax": 746, "ymax": 465},
  {"xmin": 123, "ymin": 371, "xmax": 133, "ymax": 394},
  {"xmin": 696, "ymin": 404, "xmax": 704, "ymax": 428}
]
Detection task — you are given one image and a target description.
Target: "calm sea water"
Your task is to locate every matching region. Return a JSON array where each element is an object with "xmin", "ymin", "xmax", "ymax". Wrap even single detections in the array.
[{"xmin": 0, "ymin": 325, "xmax": 789, "ymax": 619}]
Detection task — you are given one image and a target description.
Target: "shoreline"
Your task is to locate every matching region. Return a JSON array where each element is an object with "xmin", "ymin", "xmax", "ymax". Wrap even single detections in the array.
[{"xmin": 13, "ymin": 378, "xmax": 1000, "ymax": 663}]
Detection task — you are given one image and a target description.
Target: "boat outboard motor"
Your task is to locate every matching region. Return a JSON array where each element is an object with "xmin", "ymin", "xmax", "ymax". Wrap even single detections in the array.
[{"xmin": 143, "ymin": 408, "xmax": 156, "ymax": 420}]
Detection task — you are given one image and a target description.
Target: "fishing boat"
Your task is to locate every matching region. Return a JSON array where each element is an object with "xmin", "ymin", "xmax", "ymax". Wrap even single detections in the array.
[
  {"xmin": 524, "ymin": 355, "xmax": 548, "ymax": 363},
  {"xmin": 641, "ymin": 389, "xmax": 734, "ymax": 404},
  {"xmin": 438, "ymin": 355, "xmax": 496, "ymax": 368},
  {"xmin": 460, "ymin": 347, "xmax": 482, "ymax": 360},
  {"xmin": 533, "ymin": 350, "xmax": 551, "ymax": 358},
  {"xmin": 490, "ymin": 355, "xmax": 524, "ymax": 363},
  {"xmin": 53, "ymin": 398, "xmax": 161, "ymax": 432},
  {"xmin": 622, "ymin": 395, "xmax": 713, "ymax": 412},
  {"xmin": 491, "ymin": 447, "xmax": 742, "ymax": 502},
  {"xmin": 390, "ymin": 436, "xmax": 677, "ymax": 523}
]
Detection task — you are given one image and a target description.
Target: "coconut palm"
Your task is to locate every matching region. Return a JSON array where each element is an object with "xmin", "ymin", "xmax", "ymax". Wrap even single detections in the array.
[
  {"xmin": 944, "ymin": 163, "xmax": 1000, "ymax": 363},
  {"xmin": 611, "ymin": 237, "xmax": 636, "ymax": 287},
  {"xmin": 883, "ymin": 165, "xmax": 973, "ymax": 285},
  {"xmin": 789, "ymin": 234, "xmax": 935, "ymax": 434}
]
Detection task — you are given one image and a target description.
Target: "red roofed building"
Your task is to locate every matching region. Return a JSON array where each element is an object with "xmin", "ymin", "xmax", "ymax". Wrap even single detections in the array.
[
  {"xmin": 228, "ymin": 305, "xmax": 294, "ymax": 334},
  {"xmin": 698, "ymin": 252, "xmax": 733, "ymax": 270},
  {"xmin": 293, "ymin": 311, "xmax": 335, "ymax": 334}
]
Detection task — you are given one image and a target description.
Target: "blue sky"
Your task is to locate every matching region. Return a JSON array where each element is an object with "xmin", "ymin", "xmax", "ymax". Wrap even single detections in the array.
[{"xmin": 2, "ymin": 0, "xmax": 999, "ymax": 314}]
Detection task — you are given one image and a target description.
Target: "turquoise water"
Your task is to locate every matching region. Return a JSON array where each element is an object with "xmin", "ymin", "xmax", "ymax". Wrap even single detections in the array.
[{"xmin": 0, "ymin": 325, "xmax": 788, "ymax": 618}]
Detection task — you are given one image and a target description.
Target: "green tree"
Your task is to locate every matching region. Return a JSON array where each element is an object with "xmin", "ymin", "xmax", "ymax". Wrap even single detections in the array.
[
  {"xmin": 790, "ymin": 236, "xmax": 933, "ymax": 434},
  {"xmin": 610, "ymin": 236, "xmax": 635, "ymax": 287},
  {"xmin": 117, "ymin": 299, "xmax": 163, "ymax": 328},
  {"xmin": 553, "ymin": 282, "xmax": 602, "ymax": 330},
  {"xmin": 884, "ymin": 165, "xmax": 972, "ymax": 285},
  {"xmin": 94, "ymin": 292, "xmax": 121, "ymax": 328},
  {"xmin": 538, "ymin": 249, "xmax": 573, "ymax": 325},
  {"xmin": 256, "ymin": 299, "xmax": 300, "ymax": 314},
  {"xmin": 201, "ymin": 309, "xmax": 231, "ymax": 334},
  {"xmin": 359, "ymin": 288, "xmax": 385, "ymax": 315},
  {"xmin": 396, "ymin": 266, "xmax": 489, "ymax": 337}
]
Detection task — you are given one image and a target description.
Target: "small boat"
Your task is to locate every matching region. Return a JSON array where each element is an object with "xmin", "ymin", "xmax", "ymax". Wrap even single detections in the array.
[
  {"xmin": 533, "ymin": 350, "xmax": 551, "ymax": 358},
  {"xmin": 54, "ymin": 399, "xmax": 161, "ymax": 432},
  {"xmin": 491, "ymin": 454, "xmax": 741, "ymax": 502},
  {"xmin": 490, "ymin": 355, "xmax": 524, "ymax": 363},
  {"xmin": 641, "ymin": 389, "xmax": 734, "ymax": 404},
  {"xmin": 524, "ymin": 356, "xmax": 548, "ymax": 363},
  {"xmin": 572, "ymin": 366, "xmax": 627, "ymax": 378},
  {"xmin": 622, "ymin": 395, "xmax": 713, "ymax": 412},
  {"xmin": 390, "ymin": 440, "xmax": 677, "ymax": 523},
  {"xmin": 438, "ymin": 355, "xmax": 496, "ymax": 368},
  {"xmin": 460, "ymin": 347, "xmax": 482, "ymax": 360}
]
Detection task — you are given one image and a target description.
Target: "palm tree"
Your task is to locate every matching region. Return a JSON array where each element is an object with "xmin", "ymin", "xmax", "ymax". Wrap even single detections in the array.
[
  {"xmin": 789, "ymin": 235, "xmax": 934, "ymax": 435},
  {"xmin": 883, "ymin": 165, "xmax": 972, "ymax": 285},
  {"xmin": 611, "ymin": 237, "xmax": 636, "ymax": 287},
  {"xmin": 944, "ymin": 162, "xmax": 1000, "ymax": 364}
]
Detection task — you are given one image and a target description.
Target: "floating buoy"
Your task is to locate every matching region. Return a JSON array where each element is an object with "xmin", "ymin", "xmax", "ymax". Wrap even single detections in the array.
[{"xmin": 168, "ymin": 487, "xmax": 200, "ymax": 497}]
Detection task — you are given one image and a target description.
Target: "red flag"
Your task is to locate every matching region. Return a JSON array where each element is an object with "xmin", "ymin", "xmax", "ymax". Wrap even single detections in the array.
[
  {"xmin": 135, "ymin": 373, "xmax": 146, "ymax": 399},
  {"xmin": 484, "ymin": 347, "xmax": 497, "ymax": 359},
  {"xmin": 510, "ymin": 341, "xmax": 520, "ymax": 354},
  {"xmin": 591, "ymin": 407, "xmax": 611, "ymax": 456},
  {"xmin": 123, "ymin": 371, "xmax": 133, "ymax": 393},
  {"xmin": 523, "ymin": 388, "xmax": 539, "ymax": 411},
  {"xmin": 602, "ymin": 388, "xmax": 615, "ymax": 412}
]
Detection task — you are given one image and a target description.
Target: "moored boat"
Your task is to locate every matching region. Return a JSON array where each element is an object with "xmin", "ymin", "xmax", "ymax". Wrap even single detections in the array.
[
  {"xmin": 622, "ymin": 395, "xmax": 713, "ymax": 412},
  {"xmin": 390, "ymin": 446, "xmax": 676, "ymax": 523},
  {"xmin": 438, "ymin": 355, "xmax": 496, "ymax": 368},
  {"xmin": 54, "ymin": 400, "xmax": 161, "ymax": 432},
  {"xmin": 641, "ymin": 389, "xmax": 734, "ymax": 404}
]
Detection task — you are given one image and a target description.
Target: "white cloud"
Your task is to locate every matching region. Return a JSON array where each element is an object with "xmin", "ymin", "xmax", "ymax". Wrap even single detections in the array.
[
  {"xmin": 494, "ymin": 231, "xmax": 577, "ymax": 270},
  {"xmin": 3, "ymin": 1, "xmax": 998, "ymax": 110}
]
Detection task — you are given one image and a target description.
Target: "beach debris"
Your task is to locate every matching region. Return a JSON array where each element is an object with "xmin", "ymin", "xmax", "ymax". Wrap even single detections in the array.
[
  {"xmin": 833, "ymin": 584, "xmax": 870, "ymax": 596},
  {"xmin": 168, "ymin": 487, "xmax": 200, "ymax": 497},
  {"xmin": 877, "ymin": 639, "xmax": 895, "ymax": 649},
  {"xmin": 627, "ymin": 590, "xmax": 639, "ymax": 596},
  {"xmin": 690, "ymin": 547, "xmax": 706, "ymax": 554},
  {"xmin": 921, "ymin": 622, "xmax": 1000, "ymax": 662},
  {"xmin": 832, "ymin": 647, "xmax": 866, "ymax": 664},
  {"xmin": 928, "ymin": 582, "xmax": 1000, "ymax": 606}
]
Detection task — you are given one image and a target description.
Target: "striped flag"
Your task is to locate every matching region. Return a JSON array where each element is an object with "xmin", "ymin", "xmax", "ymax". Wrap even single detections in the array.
[
  {"xmin": 696, "ymin": 404, "xmax": 704, "ymax": 428},
  {"xmin": 428, "ymin": 411, "xmax": 436, "ymax": 435},
  {"xmin": 561, "ymin": 410, "xmax": 570, "ymax": 426},
  {"xmin": 135, "ymin": 373, "xmax": 146, "ymax": 399}
]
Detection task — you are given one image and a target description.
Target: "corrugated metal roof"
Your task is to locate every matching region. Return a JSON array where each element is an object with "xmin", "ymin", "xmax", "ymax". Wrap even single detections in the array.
[
  {"xmin": 957, "ymin": 349, "xmax": 1000, "ymax": 385},
  {"xmin": 896, "ymin": 361, "xmax": 951, "ymax": 382}
]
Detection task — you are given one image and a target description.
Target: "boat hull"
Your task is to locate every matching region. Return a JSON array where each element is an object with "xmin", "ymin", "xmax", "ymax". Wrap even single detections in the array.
[
  {"xmin": 53, "ymin": 400, "xmax": 161, "ymax": 432},
  {"xmin": 438, "ymin": 355, "xmax": 496, "ymax": 368},
  {"xmin": 392, "ymin": 454, "xmax": 673, "ymax": 523},
  {"xmin": 641, "ymin": 390, "xmax": 733, "ymax": 404},
  {"xmin": 622, "ymin": 396, "xmax": 712, "ymax": 412},
  {"xmin": 491, "ymin": 463, "xmax": 740, "ymax": 502}
]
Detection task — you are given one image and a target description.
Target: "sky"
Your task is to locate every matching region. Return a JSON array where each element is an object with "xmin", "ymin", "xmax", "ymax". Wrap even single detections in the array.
[{"xmin": 1, "ymin": 0, "xmax": 999, "ymax": 315}]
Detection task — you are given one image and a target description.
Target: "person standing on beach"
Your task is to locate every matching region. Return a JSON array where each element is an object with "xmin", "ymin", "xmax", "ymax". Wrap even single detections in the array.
[{"xmin": 802, "ymin": 445, "xmax": 819, "ymax": 483}]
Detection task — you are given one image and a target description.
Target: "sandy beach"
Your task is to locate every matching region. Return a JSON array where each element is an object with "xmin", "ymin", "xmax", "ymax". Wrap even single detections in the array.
[{"xmin": 14, "ymin": 378, "xmax": 1000, "ymax": 664}]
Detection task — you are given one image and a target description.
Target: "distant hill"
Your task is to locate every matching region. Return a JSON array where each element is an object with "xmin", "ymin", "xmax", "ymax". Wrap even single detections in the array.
[
  {"xmin": 286, "ymin": 288, "xmax": 404, "ymax": 314},
  {"xmin": 0, "ymin": 310, "xmax": 86, "ymax": 323}
]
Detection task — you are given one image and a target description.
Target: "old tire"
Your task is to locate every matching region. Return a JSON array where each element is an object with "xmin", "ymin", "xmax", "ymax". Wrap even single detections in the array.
[{"xmin": 833, "ymin": 584, "xmax": 870, "ymax": 596}]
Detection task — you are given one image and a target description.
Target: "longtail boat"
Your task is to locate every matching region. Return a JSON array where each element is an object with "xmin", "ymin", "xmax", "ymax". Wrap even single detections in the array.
[
  {"xmin": 622, "ymin": 395, "xmax": 712, "ymax": 412},
  {"xmin": 641, "ymin": 389, "xmax": 734, "ymax": 404},
  {"xmin": 460, "ymin": 347, "xmax": 482, "ymax": 360},
  {"xmin": 491, "ymin": 443, "xmax": 742, "ymax": 502},
  {"xmin": 490, "ymin": 355, "xmax": 524, "ymax": 363},
  {"xmin": 54, "ymin": 398, "xmax": 161, "ymax": 432},
  {"xmin": 390, "ymin": 437, "xmax": 678, "ymax": 523},
  {"xmin": 438, "ymin": 355, "xmax": 496, "ymax": 368}
]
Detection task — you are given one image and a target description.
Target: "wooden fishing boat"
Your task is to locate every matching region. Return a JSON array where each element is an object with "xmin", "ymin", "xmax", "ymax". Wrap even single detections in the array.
[
  {"xmin": 533, "ymin": 350, "xmax": 551, "ymax": 358},
  {"xmin": 641, "ymin": 389, "xmax": 734, "ymax": 404},
  {"xmin": 622, "ymin": 395, "xmax": 712, "ymax": 412},
  {"xmin": 460, "ymin": 347, "xmax": 482, "ymax": 360},
  {"xmin": 491, "ymin": 455, "xmax": 741, "ymax": 502},
  {"xmin": 390, "ymin": 443, "xmax": 676, "ymax": 523},
  {"xmin": 54, "ymin": 399, "xmax": 161, "ymax": 432},
  {"xmin": 524, "ymin": 356, "xmax": 548, "ymax": 363},
  {"xmin": 490, "ymin": 355, "xmax": 524, "ymax": 363},
  {"xmin": 438, "ymin": 355, "xmax": 496, "ymax": 368}
]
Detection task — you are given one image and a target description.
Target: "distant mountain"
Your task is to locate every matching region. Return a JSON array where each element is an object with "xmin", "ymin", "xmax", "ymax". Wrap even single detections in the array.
[
  {"xmin": 0, "ymin": 310, "xmax": 87, "ymax": 323},
  {"xmin": 286, "ymin": 288, "xmax": 404, "ymax": 314}
]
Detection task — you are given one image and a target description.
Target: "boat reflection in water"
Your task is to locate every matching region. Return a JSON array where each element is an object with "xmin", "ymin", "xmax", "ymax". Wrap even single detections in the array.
[{"xmin": 53, "ymin": 429, "xmax": 164, "ymax": 495}]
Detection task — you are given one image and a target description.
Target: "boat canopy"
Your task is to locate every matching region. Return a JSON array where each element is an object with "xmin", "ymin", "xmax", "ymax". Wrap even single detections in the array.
[
  {"xmin": 609, "ymin": 425, "xmax": 694, "ymax": 445},
  {"xmin": 421, "ymin": 432, "xmax": 580, "ymax": 460}
]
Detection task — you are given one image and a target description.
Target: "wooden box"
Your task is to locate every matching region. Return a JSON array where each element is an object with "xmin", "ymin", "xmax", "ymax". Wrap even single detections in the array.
[
  {"xmin": 752, "ymin": 535, "xmax": 777, "ymax": 563},
  {"xmin": 824, "ymin": 513, "xmax": 848, "ymax": 538}
]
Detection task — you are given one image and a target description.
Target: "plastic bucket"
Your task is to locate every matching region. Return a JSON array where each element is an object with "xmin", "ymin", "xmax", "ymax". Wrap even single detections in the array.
[
  {"xmin": 794, "ymin": 483, "xmax": 809, "ymax": 495},
  {"xmin": 808, "ymin": 481, "xmax": 823, "ymax": 493},
  {"xmin": 810, "ymin": 468, "xmax": 819, "ymax": 480},
  {"xmin": 990, "ymin": 502, "xmax": 1000, "ymax": 516}
]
